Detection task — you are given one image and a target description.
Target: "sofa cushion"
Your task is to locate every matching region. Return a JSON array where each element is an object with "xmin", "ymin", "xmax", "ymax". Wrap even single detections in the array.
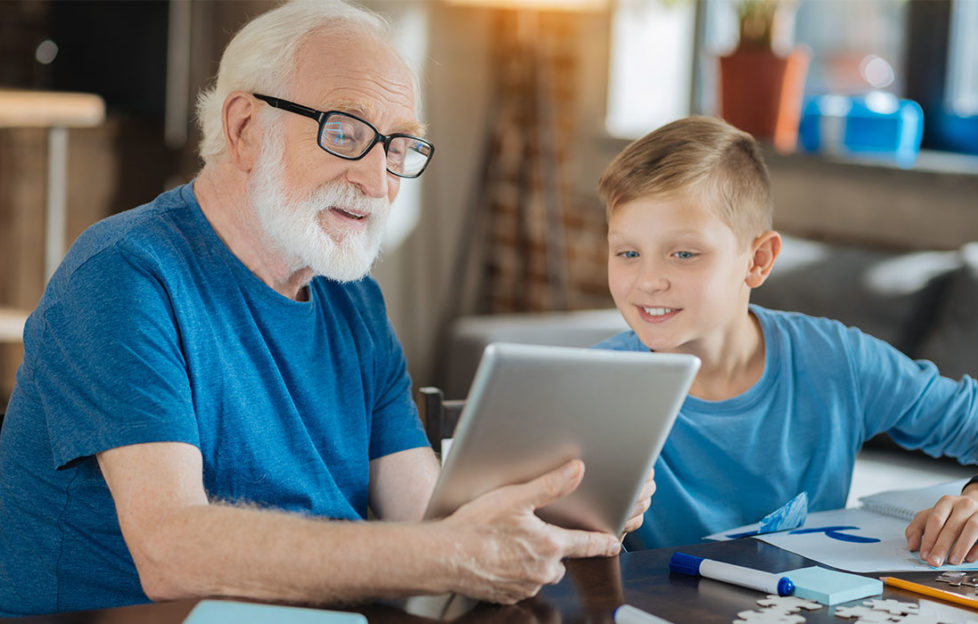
[
  {"xmin": 752, "ymin": 236, "xmax": 959, "ymax": 356},
  {"xmin": 916, "ymin": 243, "xmax": 978, "ymax": 380}
]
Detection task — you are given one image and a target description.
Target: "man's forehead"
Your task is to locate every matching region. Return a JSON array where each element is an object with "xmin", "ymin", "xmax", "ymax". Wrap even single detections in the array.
[{"xmin": 293, "ymin": 28, "xmax": 424, "ymax": 137}]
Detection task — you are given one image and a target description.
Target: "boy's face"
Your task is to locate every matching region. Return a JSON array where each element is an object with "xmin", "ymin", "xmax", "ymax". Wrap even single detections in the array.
[{"xmin": 607, "ymin": 193, "xmax": 756, "ymax": 355}]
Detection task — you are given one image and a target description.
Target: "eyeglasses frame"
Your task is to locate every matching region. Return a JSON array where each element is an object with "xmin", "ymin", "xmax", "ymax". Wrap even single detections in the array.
[{"xmin": 252, "ymin": 93, "xmax": 434, "ymax": 179}]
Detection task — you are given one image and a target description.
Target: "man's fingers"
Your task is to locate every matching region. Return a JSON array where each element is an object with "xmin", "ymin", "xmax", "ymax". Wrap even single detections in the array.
[
  {"xmin": 503, "ymin": 459, "xmax": 586, "ymax": 512},
  {"xmin": 553, "ymin": 526, "xmax": 621, "ymax": 559}
]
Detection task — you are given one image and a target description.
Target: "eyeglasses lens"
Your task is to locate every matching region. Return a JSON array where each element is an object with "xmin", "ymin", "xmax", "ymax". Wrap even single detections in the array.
[{"xmin": 319, "ymin": 112, "xmax": 431, "ymax": 178}]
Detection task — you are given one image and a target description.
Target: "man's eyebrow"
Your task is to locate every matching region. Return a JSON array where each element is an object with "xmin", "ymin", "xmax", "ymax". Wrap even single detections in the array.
[{"xmin": 330, "ymin": 99, "xmax": 426, "ymax": 137}]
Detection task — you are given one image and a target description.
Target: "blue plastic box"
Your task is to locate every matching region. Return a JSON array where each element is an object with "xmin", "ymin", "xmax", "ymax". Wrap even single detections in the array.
[{"xmin": 798, "ymin": 93, "xmax": 924, "ymax": 168}]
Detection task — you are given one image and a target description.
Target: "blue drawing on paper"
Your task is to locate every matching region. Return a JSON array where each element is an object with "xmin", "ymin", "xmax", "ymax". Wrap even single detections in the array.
[{"xmin": 789, "ymin": 525, "xmax": 881, "ymax": 543}]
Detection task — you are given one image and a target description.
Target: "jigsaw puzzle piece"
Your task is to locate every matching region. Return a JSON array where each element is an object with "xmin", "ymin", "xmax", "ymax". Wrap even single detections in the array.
[
  {"xmin": 757, "ymin": 596, "xmax": 823, "ymax": 612},
  {"xmin": 734, "ymin": 610, "xmax": 807, "ymax": 624}
]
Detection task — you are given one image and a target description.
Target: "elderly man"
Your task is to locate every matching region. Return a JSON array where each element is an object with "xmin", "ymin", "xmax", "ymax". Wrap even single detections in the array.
[{"xmin": 0, "ymin": 0, "xmax": 651, "ymax": 617}]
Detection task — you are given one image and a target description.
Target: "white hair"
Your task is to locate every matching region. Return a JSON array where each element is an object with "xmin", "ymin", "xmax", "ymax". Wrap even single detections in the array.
[{"xmin": 196, "ymin": 0, "xmax": 409, "ymax": 165}]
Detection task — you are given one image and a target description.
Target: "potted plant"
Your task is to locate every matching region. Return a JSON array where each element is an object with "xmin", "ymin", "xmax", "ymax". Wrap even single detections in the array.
[{"xmin": 718, "ymin": 0, "xmax": 809, "ymax": 152}]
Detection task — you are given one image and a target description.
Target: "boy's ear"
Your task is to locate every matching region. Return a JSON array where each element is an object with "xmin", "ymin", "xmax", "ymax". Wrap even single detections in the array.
[
  {"xmin": 745, "ymin": 231, "xmax": 782, "ymax": 288},
  {"xmin": 223, "ymin": 91, "xmax": 262, "ymax": 173}
]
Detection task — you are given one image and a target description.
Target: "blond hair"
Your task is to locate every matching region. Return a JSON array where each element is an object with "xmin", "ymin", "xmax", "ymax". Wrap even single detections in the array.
[
  {"xmin": 598, "ymin": 116, "xmax": 773, "ymax": 245},
  {"xmin": 196, "ymin": 0, "xmax": 402, "ymax": 166}
]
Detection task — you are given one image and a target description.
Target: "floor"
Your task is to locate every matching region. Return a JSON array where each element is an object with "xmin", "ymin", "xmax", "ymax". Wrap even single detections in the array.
[{"xmin": 847, "ymin": 446, "xmax": 977, "ymax": 508}]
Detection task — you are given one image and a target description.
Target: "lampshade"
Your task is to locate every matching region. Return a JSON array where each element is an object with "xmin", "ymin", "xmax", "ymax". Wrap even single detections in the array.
[{"xmin": 443, "ymin": 0, "xmax": 607, "ymax": 11}]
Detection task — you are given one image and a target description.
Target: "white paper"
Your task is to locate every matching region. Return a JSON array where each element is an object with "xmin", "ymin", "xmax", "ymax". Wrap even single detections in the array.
[{"xmin": 750, "ymin": 508, "xmax": 978, "ymax": 573}]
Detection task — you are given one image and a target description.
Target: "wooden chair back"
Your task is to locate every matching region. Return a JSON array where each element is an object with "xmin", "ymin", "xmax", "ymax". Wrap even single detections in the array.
[{"xmin": 417, "ymin": 386, "xmax": 464, "ymax": 457}]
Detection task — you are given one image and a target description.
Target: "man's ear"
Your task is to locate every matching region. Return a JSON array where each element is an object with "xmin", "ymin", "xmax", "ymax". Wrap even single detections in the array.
[
  {"xmin": 745, "ymin": 230, "xmax": 782, "ymax": 288},
  {"xmin": 223, "ymin": 91, "xmax": 262, "ymax": 172}
]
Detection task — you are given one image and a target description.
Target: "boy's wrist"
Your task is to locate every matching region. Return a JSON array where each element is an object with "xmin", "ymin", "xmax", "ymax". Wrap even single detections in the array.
[{"xmin": 962, "ymin": 475, "xmax": 978, "ymax": 497}]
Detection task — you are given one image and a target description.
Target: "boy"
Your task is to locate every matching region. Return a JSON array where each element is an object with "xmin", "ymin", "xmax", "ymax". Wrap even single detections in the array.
[{"xmin": 595, "ymin": 116, "xmax": 978, "ymax": 567}]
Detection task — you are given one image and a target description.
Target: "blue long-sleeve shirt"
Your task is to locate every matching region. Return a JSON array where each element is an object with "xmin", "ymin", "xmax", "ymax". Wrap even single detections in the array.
[{"xmin": 596, "ymin": 305, "xmax": 978, "ymax": 549}]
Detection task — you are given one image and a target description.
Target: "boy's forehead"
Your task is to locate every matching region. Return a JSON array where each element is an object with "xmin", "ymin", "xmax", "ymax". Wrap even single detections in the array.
[{"xmin": 608, "ymin": 191, "xmax": 744, "ymax": 239}]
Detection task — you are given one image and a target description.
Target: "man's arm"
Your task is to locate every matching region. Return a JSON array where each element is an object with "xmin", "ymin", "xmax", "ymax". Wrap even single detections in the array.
[
  {"xmin": 368, "ymin": 446, "xmax": 440, "ymax": 522},
  {"xmin": 98, "ymin": 441, "xmax": 620, "ymax": 606},
  {"xmin": 906, "ymin": 476, "xmax": 978, "ymax": 567}
]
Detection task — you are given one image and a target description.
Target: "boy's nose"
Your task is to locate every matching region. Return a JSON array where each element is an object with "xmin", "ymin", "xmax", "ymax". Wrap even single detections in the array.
[{"xmin": 637, "ymin": 273, "xmax": 669, "ymax": 293}]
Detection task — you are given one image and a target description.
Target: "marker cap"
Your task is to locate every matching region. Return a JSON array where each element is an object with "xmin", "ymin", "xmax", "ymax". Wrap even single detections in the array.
[
  {"xmin": 777, "ymin": 576, "xmax": 795, "ymax": 596},
  {"xmin": 668, "ymin": 552, "xmax": 704, "ymax": 576}
]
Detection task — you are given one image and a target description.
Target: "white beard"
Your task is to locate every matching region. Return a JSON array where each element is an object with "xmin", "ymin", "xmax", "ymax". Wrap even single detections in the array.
[{"xmin": 248, "ymin": 126, "xmax": 390, "ymax": 283}]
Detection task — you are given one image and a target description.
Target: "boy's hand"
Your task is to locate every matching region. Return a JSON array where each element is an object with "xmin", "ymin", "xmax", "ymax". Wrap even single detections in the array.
[
  {"xmin": 438, "ymin": 459, "xmax": 621, "ymax": 604},
  {"xmin": 622, "ymin": 468, "xmax": 655, "ymax": 535},
  {"xmin": 906, "ymin": 484, "xmax": 978, "ymax": 567}
]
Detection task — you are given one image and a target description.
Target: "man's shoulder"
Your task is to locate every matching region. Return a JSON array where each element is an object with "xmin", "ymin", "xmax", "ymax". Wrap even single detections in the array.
[{"xmin": 65, "ymin": 183, "xmax": 199, "ymax": 271}]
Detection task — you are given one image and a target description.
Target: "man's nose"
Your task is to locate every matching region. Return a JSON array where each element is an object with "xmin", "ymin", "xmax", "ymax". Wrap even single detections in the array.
[{"xmin": 346, "ymin": 143, "xmax": 389, "ymax": 199}]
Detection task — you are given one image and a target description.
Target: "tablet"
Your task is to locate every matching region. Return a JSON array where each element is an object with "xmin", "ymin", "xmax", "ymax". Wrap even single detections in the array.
[{"xmin": 423, "ymin": 342, "xmax": 700, "ymax": 535}]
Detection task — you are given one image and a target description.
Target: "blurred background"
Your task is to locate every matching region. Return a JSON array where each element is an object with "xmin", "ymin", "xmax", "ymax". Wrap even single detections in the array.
[{"xmin": 0, "ymin": 0, "xmax": 977, "ymax": 409}]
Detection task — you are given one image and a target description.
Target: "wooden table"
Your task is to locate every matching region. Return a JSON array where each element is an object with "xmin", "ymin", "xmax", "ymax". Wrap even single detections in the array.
[{"xmin": 6, "ymin": 539, "xmax": 976, "ymax": 623}]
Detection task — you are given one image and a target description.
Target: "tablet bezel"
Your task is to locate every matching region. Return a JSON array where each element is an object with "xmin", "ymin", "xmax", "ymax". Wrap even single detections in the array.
[{"xmin": 423, "ymin": 342, "xmax": 699, "ymax": 535}]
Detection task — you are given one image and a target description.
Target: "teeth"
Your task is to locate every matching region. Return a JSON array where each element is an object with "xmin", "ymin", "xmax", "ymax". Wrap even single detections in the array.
[
  {"xmin": 643, "ymin": 307, "xmax": 673, "ymax": 316},
  {"xmin": 334, "ymin": 208, "xmax": 366, "ymax": 220}
]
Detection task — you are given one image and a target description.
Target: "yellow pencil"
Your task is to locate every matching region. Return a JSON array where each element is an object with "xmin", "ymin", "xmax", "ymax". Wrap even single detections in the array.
[{"xmin": 880, "ymin": 576, "xmax": 978, "ymax": 610}]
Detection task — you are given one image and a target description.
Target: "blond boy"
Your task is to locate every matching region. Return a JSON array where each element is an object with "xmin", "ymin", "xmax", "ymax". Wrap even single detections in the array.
[{"xmin": 595, "ymin": 116, "xmax": 978, "ymax": 567}]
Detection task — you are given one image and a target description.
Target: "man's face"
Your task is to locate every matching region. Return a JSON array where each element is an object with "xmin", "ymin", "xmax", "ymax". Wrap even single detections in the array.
[
  {"xmin": 249, "ymin": 123, "xmax": 390, "ymax": 282},
  {"xmin": 250, "ymin": 28, "xmax": 421, "ymax": 281},
  {"xmin": 606, "ymin": 193, "xmax": 755, "ymax": 356}
]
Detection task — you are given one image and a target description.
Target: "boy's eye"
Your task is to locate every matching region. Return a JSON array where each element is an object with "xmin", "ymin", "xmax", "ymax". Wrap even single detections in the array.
[
  {"xmin": 617, "ymin": 250, "xmax": 639, "ymax": 259},
  {"xmin": 672, "ymin": 251, "xmax": 696, "ymax": 260}
]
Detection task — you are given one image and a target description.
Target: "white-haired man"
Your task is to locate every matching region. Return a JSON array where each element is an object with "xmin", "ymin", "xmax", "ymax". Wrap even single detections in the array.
[{"xmin": 0, "ymin": 0, "xmax": 651, "ymax": 616}]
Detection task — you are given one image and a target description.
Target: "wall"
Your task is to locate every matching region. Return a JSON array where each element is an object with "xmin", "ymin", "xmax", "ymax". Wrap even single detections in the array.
[{"xmin": 1, "ymin": 1, "xmax": 976, "ymax": 403}]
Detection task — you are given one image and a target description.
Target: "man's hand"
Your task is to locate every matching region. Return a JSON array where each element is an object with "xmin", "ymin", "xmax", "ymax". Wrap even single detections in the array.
[
  {"xmin": 622, "ymin": 468, "xmax": 655, "ymax": 536},
  {"xmin": 906, "ymin": 484, "xmax": 978, "ymax": 567},
  {"xmin": 438, "ymin": 459, "xmax": 621, "ymax": 605}
]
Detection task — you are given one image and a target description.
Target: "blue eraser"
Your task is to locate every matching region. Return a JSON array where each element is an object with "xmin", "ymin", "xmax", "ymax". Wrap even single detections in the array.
[
  {"xmin": 183, "ymin": 600, "xmax": 368, "ymax": 624},
  {"xmin": 783, "ymin": 566, "xmax": 882, "ymax": 605}
]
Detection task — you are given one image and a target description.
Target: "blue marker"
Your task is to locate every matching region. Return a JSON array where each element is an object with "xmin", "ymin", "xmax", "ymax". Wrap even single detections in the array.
[{"xmin": 669, "ymin": 552, "xmax": 795, "ymax": 596}]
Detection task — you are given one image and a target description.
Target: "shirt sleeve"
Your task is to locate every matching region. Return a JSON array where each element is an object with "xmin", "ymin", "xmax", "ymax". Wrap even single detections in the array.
[
  {"xmin": 29, "ymin": 245, "xmax": 199, "ymax": 469},
  {"xmin": 848, "ymin": 325, "xmax": 978, "ymax": 463}
]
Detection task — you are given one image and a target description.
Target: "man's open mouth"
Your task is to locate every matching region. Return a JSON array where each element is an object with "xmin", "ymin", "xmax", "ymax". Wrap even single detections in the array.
[{"xmin": 331, "ymin": 206, "xmax": 367, "ymax": 221}]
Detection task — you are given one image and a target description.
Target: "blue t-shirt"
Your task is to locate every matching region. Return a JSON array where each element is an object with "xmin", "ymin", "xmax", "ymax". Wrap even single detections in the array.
[
  {"xmin": 596, "ymin": 305, "xmax": 978, "ymax": 550},
  {"xmin": 0, "ymin": 182, "xmax": 429, "ymax": 616}
]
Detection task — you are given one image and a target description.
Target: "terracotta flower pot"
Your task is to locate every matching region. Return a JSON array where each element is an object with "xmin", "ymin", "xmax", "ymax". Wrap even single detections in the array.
[{"xmin": 718, "ymin": 46, "xmax": 810, "ymax": 152}]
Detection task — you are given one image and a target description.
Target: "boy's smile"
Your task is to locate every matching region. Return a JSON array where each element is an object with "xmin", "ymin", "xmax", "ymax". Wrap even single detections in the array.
[{"xmin": 606, "ymin": 192, "xmax": 759, "ymax": 362}]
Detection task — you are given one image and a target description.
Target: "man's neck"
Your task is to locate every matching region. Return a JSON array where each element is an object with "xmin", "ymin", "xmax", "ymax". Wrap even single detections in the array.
[{"xmin": 194, "ymin": 163, "xmax": 314, "ymax": 301}]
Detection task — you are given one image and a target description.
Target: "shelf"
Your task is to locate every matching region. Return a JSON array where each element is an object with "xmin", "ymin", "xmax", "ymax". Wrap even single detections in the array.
[{"xmin": 0, "ymin": 89, "xmax": 104, "ymax": 129}]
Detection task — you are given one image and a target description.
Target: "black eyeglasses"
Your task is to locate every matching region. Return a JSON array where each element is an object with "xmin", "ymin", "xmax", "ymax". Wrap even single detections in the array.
[{"xmin": 253, "ymin": 93, "xmax": 434, "ymax": 179}]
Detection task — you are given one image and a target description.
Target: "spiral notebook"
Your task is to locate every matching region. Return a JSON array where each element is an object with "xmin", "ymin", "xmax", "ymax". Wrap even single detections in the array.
[{"xmin": 858, "ymin": 477, "xmax": 971, "ymax": 522}]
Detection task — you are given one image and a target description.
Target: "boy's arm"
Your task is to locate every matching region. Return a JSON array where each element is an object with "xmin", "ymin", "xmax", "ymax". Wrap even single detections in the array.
[{"xmin": 905, "ymin": 475, "xmax": 978, "ymax": 567}]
